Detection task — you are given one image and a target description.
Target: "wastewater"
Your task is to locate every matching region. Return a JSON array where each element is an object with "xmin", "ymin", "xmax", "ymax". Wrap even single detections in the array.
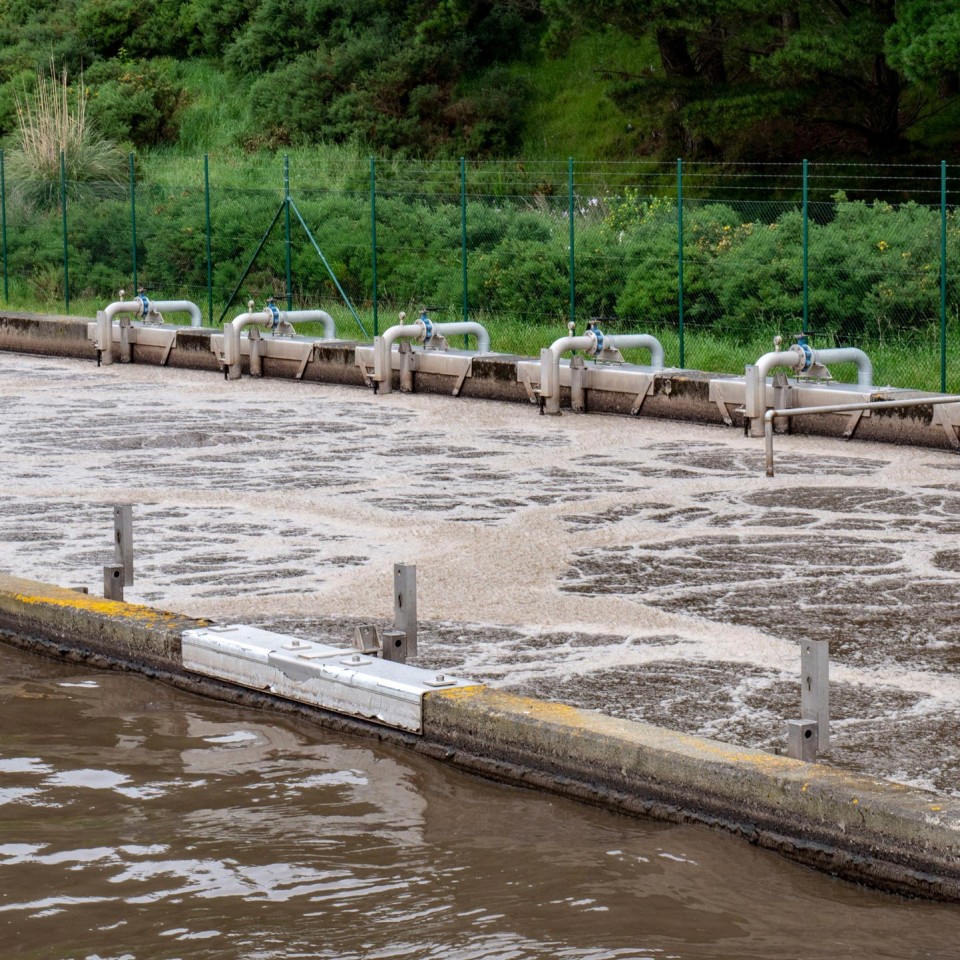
[
  {"xmin": 2, "ymin": 642, "xmax": 959, "ymax": 960},
  {"xmin": 1, "ymin": 351, "xmax": 960, "ymax": 938}
]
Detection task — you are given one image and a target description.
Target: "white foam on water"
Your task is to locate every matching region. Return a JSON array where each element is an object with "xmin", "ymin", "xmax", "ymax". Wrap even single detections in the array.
[{"xmin": 1, "ymin": 353, "xmax": 958, "ymax": 790}]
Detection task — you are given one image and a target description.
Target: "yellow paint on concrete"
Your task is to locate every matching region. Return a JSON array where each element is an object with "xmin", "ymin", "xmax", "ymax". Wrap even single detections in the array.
[
  {"xmin": 6, "ymin": 589, "xmax": 207, "ymax": 629},
  {"xmin": 430, "ymin": 685, "xmax": 487, "ymax": 702}
]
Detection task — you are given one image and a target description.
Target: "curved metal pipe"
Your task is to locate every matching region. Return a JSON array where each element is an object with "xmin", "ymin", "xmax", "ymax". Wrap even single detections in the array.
[
  {"xmin": 746, "ymin": 345, "xmax": 874, "ymax": 420},
  {"xmin": 541, "ymin": 331, "xmax": 666, "ymax": 415},
  {"xmin": 605, "ymin": 333, "xmax": 666, "ymax": 371},
  {"xmin": 147, "ymin": 300, "xmax": 203, "ymax": 327},
  {"xmin": 541, "ymin": 335, "xmax": 601, "ymax": 415},
  {"xmin": 97, "ymin": 298, "xmax": 204, "ymax": 364},
  {"xmin": 374, "ymin": 319, "xmax": 491, "ymax": 394},
  {"xmin": 224, "ymin": 311, "xmax": 273, "ymax": 380},
  {"xmin": 224, "ymin": 308, "xmax": 337, "ymax": 380},
  {"xmin": 431, "ymin": 322, "xmax": 491, "ymax": 354},
  {"xmin": 96, "ymin": 300, "xmax": 142, "ymax": 365},
  {"xmin": 284, "ymin": 310, "xmax": 336, "ymax": 340},
  {"xmin": 816, "ymin": 347, "xmax": 873, "ymax": 388},
  {"xmin": 754, "ymin": 349, "xmax": 807, "ymax": 381}
]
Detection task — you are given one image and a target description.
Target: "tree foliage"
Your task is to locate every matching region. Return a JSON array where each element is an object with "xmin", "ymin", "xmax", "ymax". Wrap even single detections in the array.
[
  {"xmin": 541, "ymin": 0, "xmax": 960, "ymax": 158},
  {"xmin": 0, "ymin": 0, "xmax": 957, "ymax": 157}
]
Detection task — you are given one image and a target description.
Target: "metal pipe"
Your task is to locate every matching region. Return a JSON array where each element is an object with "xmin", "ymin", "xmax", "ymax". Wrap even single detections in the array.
[
  {"xmin": 815, "ymin": 348, "xmax": 873, "ymax": 388},
  {"xmin": 374, "ymin": 318, "xmax": 491, "ymax": 394},
  {"xmin": 224, "ymin": 310, "xmax": 272, "ymax": 379},
  {"xmin": 763, "ymin": 395, "xmax": 960, "ymax": 477},
  {"xmin": 97, "ymin": 297, "xmax": 205, "ymax": 366},
  {"xmin": 148, "ymin": 300, "xmax": 204, "ymax": 327},
  {"xmin": 606, "ymin": 334, "xmax": 666, "ymax": 370},
  {"xmin": 97, "ymin": 300, "xmax": 143, "ymax": 365},
  {"xmin": 541, "ymin": 331, "xmax": 666, "ymax": 415},
  {"xmin": 432, "ymin": 321, "xmax": 490, "ymax": 354},
  {"xmin": 224, "ymin": 308, "xmax": 336, "ymax": 380},
  {"xmin": 747, "ymin": 346, "xmax": 874, "ymax": 419},
  {"xmin": 542, "ymin": 334, "xmax": 595, "ymax": 414}
]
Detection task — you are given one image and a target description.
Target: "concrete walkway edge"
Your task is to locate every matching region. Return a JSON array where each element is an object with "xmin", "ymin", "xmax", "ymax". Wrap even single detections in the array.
[{"xmin": 0, "ymin": 573, "xmax": 957, "ymax": 901}]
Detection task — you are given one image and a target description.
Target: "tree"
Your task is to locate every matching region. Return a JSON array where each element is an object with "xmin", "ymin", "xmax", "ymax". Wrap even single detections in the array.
[{"xmin": 540, "ymin": 0, "xmax": 958, "ymax": 159}]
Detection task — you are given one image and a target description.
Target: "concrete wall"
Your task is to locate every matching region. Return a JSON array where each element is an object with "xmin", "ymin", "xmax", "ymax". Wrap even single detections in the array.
[
  {"xmin": 2, "ymin": 310, "xmax": 958, "ymax": 451},
  {"xmin": 1, "ymin": 572, "xmax": 958, "ymax": 901}
]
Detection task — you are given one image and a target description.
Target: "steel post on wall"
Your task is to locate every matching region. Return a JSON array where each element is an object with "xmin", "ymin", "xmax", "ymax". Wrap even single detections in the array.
[
  {"xmin": 461, "ymin": 156, "xmax": 469, "ymax": 345},
  {"xmin": 370, "ymin": 156, "xmax": 378, "ymax": 337},
  {"xmin": 801, "ymin": 639, "xmax": 829, "ymax": 750},
  {"xmin": 129, "ymin": 154, "xmax": 138, "ymax": 291},
  {"xmin": 802, "ymin": 159, "xmax": 809, "ymax": 335},
  {"xmin": 941, "ymin": 160, "xmax": 948, "ymax": 394},
  {"xmin": 283, "ymin": 155, "xmax": 292, "ymax": 311},
  {"xmin": 0, "ymin": 148, "xmax": 7, "ymax": 303},
  {"xmin": 393, "ymin": 563, "xmax": 417, "ymax": 657},
  {"xmin": 113, "ymin": 505, "xmax": 133, "ymax": 585},
  {"xmin": 568, "ymin": 157, "xmax": 575, "ymax": 328},
  {"xmin": 205, "ymin": 155, "xmax": 213, "ymax": 326},
  {"xmin": 677, "ymin": 158, "xmax": 684, "ymax": 368},
  {"xmin": 60, "ymin": 150, "xmax": 69, "ymax": 315}
]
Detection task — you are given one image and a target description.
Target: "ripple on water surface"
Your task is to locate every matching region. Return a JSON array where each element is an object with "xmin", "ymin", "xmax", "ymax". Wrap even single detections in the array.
[{"xmin": 1, "ymin": 644, "xmax": 959, "ymax": 960}]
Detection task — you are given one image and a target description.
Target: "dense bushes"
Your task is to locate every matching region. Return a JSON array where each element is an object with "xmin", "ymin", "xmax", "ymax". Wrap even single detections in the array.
[{"xmin": 1, "ymin": 170, "xmax": 956, "ymax": 344}]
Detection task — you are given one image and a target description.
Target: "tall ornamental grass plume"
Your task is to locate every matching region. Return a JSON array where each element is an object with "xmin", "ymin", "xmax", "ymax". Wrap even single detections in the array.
[{"xmin": 8, "ymin": 61, "xmax": 125, "ymax": 209}]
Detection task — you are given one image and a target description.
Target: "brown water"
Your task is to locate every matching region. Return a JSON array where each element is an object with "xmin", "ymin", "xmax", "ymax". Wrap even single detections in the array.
[{"xmin": 1, "ymin": 644, "xmax": 958, "ymax": 960}]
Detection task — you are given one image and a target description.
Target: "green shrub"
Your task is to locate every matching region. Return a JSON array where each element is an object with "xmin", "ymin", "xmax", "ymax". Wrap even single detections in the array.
[
  {"xmin": 85, "ymin": 59, "xmax": 185, "ymax": 148},
  {"xmin": 6, "ymin": 63, "xmax": 126, "ymax": 210}
]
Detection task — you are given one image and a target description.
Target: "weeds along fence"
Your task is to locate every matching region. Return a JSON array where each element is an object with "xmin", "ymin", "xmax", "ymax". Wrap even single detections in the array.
[{"xmin": 0, "ymin": 153, "xmax": 958, "ymax": 392}]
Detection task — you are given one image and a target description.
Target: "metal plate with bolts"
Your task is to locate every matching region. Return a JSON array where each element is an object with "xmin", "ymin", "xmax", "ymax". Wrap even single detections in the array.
[{"xmin": 182, "ymin": 624, "xmax": 477, "ymax": 733}]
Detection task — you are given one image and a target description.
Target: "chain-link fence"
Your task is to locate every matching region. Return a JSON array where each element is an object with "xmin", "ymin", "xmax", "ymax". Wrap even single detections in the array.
[{"xmin": 1, "ymin": 154, "xmax": 957, "ymax": 391}]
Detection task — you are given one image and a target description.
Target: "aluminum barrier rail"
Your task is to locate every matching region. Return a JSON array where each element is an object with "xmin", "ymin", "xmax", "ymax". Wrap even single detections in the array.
[{"xmin": 763, "ymin": 395, "xmax": 960, "ymax": 476}]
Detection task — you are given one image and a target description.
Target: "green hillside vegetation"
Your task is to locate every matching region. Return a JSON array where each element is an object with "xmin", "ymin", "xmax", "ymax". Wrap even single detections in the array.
[
  {"xmin": 1, "ymin": 0, "xmax": 959, "ymax": 161},
  {"xmin": 2, "ymin": 0, "xmax": 960, "ymax": 395}
]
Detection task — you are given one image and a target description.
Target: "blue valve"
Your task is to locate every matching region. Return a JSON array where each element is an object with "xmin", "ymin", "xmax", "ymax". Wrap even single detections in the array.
[{"xmin": 265, "ymin": 298, "xmax": 280, "ymax": 331}]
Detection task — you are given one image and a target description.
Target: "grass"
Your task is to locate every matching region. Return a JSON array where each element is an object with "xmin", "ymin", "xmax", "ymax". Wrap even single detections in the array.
[
  {"xmin": 515, "ymin": 30, "xmax": 660, "ymax": 161},
  {"xmin": 8, "ymin": 62, "xmax": 126, "ymax": 208}
]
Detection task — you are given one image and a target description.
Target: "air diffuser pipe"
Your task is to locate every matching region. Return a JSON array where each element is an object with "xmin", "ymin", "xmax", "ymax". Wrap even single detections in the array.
[
  {"xmin": 540, "ymin": 331, "xmax": 666, "ymax": 415},
  {"xmin": 373, "ymin": 319, "xmax": 491, "ymax": 394},
  {"xmin": 746, "ymin": 345, "xmax": 873, "ymax": 418},
  {"xmin": 224, "ymin": 307, "xmax": 337, "ymax": 380}
]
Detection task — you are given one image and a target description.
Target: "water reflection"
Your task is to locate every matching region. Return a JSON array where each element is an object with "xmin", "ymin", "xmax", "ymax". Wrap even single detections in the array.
[{"xmin": 1, "ymin": 644, "xmax": 958, "ymax": 960}]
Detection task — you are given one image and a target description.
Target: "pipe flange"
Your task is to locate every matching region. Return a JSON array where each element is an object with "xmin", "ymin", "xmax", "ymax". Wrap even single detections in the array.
[
  {"xmin": 794, "ymin": 342, "xmax": 814, "ymax": 372},
  {"xmin": 420, "ymin": 317, "xmax": 434, "ymax": 342},
  {"xmin": 586, "ymin": 328, "xmax": 604, "ymax": 356},
  {"xmin": 265, "ymin": 302, "xmax": 280, "ymax": 331},
  {"xmin": 135, "ymin": 293, "xmax": 150, "ymax": 317}
]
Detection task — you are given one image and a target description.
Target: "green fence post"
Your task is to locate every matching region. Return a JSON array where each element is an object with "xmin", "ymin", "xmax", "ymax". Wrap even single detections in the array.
[
  {"xmin": 677, "ymin": 157, "xmax": 684, "ymax": 368},
  {"xmin": 370, "ymin": 156, "xmax": 378, "ymax": 337},
  {"xmin": 941, "ymin": 160, "xmax": 948, "ymax": 393},
  {"xmin": 568, "ymin": 157, "xmax": 575, "ymax": 328},
  {"xmin": 461, "ymin": 156, "xmax": 469, "ymax": 346},
  {"xmin": 60, "ymin": 150, "xmax": 69, "ymax": 315},
  {"xmin": 0, "ymin": 149, "xmax": 8, "ymax": 303},
  {"xmin": 204, "ymin": 155, "xmax": 213, "ymax": 326},
  {"xmin": 802, "ymin": 158, "xmax": 809, "ymax": 335},
  {"xmin": 129, "ymin": 154, "xmax": 137, "ymax": 291},
  {"xmin": 283, "ymin": 155, "xmax": 292, "ymax": 310}
]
